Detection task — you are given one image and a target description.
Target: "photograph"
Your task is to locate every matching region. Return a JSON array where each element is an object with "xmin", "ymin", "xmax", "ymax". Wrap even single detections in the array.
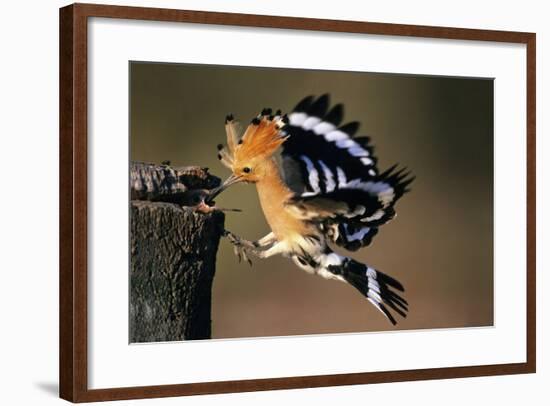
[
  {"xmin": 48, "ymin": 1, "xmax": 537, "ymax": 403},
  {"xmin": 128, "ymin": 61, "xmax": 494, "ymax": 343}
]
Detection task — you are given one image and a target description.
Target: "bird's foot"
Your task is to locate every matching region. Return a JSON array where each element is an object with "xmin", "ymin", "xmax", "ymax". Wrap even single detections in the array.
[{"xmin": 223, "ymin": 230, "xmax": 253, "ymax": 266}]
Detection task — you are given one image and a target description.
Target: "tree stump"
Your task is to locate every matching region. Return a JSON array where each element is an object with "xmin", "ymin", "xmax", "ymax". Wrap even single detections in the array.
[{"xmin": 129, "ymin": 162, "xmax": 225, "ymax": 342}]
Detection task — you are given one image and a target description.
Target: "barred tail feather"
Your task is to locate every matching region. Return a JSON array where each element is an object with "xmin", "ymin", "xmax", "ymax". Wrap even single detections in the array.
[{"xmin": 321, "ymin": 253, "xmax": 408, "ymax": 325}]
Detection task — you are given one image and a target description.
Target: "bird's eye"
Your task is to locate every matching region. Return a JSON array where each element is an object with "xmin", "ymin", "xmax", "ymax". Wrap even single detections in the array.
[{"xmin": 243, "ymin": 167, "xmax": 251, "ymax": 174}]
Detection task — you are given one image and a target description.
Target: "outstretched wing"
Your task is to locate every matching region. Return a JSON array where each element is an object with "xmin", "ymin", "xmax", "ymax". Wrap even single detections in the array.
[{"xmin": 281, "ymin": 94, "xmax": 414, "ymax": 251}]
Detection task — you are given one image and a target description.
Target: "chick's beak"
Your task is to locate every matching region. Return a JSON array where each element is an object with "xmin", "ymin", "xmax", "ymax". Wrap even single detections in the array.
[{"xmin": 206, "ymin": 174, "xmax": 242, "ymax": 203}]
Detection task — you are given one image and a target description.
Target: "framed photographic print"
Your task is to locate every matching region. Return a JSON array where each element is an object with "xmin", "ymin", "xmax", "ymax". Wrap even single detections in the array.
[{"xmin": 59, "ymin": 3, "xmax": 536, "ymax": 402}]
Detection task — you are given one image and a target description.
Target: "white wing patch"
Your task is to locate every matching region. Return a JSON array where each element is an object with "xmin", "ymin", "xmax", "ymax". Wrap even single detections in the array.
[
  {"xmin": 302, "ymin": 116, "xmax": 322, "ymax": 130},
  {"xmin": 360, "ymin": 157, "xmax": 374, "ymax": 165},
  {"xmin": 313, "ymin": 122, "xmax": 336, "ymax": 135},
  {"xmin": 324, "ymin": 130, "xmax": 349, "ymax": 142},
  {"xmin": 318, "ymin": 160, "xmax": 336, "ymax": 192},
  {"xmin": 291, "ymin": 110, "xmax": 374, "ymax": 168},
  {"xmin": 339, "ymin": 179, "xmax": 395, "ymax": 207},
  {"xmin": 343, "ymin": 224, "xmax": 371, "ymax": 241},
  {"xmin": 300, "ymin": 155, "xmax": 321, "ymax": 194},
  {"xmin": 298, "ymin": 158, "xmax": 394, "ymax": 208},
  {"xmin": 289, "ymin": 112, "xmax": 308, "ymax": 126},
  {"xmin": 334, "ymin": 138, "xmax": 371, "ymax": 160},
  {"xmin": 336, "ymin": 167, "xmax": 347, "ymax": 186},
  {"xmin": 362, "ymin": 209, "xmax": 385, "ymax": 222}
]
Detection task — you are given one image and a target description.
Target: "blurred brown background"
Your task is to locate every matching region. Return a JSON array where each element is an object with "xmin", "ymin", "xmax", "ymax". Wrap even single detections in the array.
[{"xmin": 130, "ymin": 62, "xmax": 493, "ymax": 339}]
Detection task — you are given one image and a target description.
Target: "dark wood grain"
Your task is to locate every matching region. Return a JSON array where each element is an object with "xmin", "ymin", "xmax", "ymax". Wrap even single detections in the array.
[
  {"xmin": 59, "ymin": 4, "xmax": 74, "ymax": 401},
  {"xmin": 73, "ymin": 3, "xmax": 89, "ymax": 401},
  {"xmin": 526, "ymin": 34, "xmax": 536, "ymax": 372},
  {"xmin": 59, "ymin": 3, "xmax": 536, "ymax": 402},
  {"xmin": 70, "ymin": 2, "xmax": 534, "ymax": 43}
]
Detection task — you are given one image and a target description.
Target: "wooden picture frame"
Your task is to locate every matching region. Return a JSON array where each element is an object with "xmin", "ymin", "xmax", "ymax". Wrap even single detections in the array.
[{"xmin": 59, "ymin": 3, "xmax": 536, "ymax": 402}]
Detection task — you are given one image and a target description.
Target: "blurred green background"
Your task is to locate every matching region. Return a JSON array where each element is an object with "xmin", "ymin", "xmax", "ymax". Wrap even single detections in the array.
[{"xmin": 130, "ymin": 61, "xmax": 494, "ymax": 339}]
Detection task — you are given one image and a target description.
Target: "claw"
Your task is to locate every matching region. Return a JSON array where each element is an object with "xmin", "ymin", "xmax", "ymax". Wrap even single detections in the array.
[
  {"xmin": 233, "ymin": 245, "xmax": 241, "ymax": 262},
  {"xmin": 224, "ymin": 230, "xmax": 254, "ymax": 265},
  {"xmin": 225, "ymin": 230, "xmax": 240, "ymax": 245},
  {"xmin": 241, "ymin": 249, "xmax": 252, "ymax": 266},
  {"xmin": 241, "ymin": 250, "xmax": 249, "ymax": 262}
]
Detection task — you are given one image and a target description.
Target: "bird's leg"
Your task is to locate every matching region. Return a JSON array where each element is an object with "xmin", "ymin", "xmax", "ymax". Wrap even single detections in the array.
[
  {"xmin": 252, "ymin": 241, "xmax": 287, "ymax": 259},
  {"xmin": 233, "ymin": 240, "xmax": 286, "ymax": 264},
  {"xmin": 223, "ymin": 231, "xmax": 277, "ymax": 265}
]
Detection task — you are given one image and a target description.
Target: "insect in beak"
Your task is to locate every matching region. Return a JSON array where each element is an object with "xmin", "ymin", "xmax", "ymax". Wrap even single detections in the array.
[{"xmin": 206, "ymin": 174, "xmax": 243, "ymax": 203}]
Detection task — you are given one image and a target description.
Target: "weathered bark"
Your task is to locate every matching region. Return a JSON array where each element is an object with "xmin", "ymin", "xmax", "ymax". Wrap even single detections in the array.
[
  {"xmin": 129, "ymin": 163, "xmax": 225, "ymax": 342},
  {"xmin": 130, "ymin": 161, "xmax": 220, "ymax": 204}
]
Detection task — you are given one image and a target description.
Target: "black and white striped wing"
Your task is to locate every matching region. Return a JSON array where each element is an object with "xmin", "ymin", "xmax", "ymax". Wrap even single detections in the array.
[{"xmin": 281, "ymin": 94, "xmax": 414, "ymax": 251}]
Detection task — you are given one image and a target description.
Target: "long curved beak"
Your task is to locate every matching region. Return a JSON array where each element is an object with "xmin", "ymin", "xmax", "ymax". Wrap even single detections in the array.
[{"xmin": 206, "ymin": 174, "xmax": 242, "ymax": 203}]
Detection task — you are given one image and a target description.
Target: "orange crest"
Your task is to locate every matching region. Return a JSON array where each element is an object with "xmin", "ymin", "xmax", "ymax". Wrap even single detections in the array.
[{"xmin": 217, "ymin": 110, "xmax": 288, "ymax": 170}]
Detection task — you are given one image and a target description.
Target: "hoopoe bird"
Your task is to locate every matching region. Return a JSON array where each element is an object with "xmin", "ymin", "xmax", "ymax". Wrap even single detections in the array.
[{"xmin": 208, "ymin": 94, "xmax": 414, "ymax": 325}]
